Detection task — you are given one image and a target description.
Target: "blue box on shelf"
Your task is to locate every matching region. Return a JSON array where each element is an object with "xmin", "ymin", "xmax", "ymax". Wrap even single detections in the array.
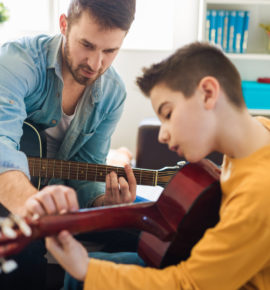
[{"xmin": 242, "ymin": 81, "xmax": 270, "ymax": 109}]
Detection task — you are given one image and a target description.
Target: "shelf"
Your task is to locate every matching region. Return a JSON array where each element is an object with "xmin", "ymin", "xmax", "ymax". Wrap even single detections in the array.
[
  {"xmin": 204, "ymin": 0, "xmax": 270, "ymax": 4},
  {"xmin": 249, "ymin": 109, "xmax": 270, "ymax": 116},
  {"xmin": 227, "ymin": 53, "xmax": 270, "ymax": 60},
  {"xmin": 198, "ymin": 0, "xmax": 270, "ymax": 56}
]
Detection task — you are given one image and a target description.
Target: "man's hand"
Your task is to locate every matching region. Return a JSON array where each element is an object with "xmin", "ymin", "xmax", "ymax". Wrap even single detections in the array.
[
  {"xmin": 24, "ymin": 185, "xmax": 79, "ymax": 217},
  {"xmin": 94, "ymin": 164, "xmax": 137, "ymax": 206},
  {"xmin": 22, "ymin": 185, "xmax": 88, "ymax": 281}
]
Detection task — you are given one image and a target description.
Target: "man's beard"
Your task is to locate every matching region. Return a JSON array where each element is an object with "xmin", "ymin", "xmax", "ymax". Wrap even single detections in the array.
[{"xmin": 63, "ymin": 37, "xmax": 101, "ymax": 86}]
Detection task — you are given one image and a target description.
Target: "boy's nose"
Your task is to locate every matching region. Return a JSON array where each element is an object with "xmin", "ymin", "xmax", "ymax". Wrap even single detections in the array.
[{"xmin": 158, "ymin": 126, "xmax": 169, "ymax": 144}]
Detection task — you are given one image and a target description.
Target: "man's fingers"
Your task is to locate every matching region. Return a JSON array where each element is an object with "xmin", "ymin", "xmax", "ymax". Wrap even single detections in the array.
[
  {"xmin": 104, "ymin": 166, "xmax": 137, "ymax": 205},
  {"xmin": 66, "ymin": 189, "xmax": 79, "ymax": 212},
  {"xmin": 124, "ymin": 165, "xmax": 137, "ymax": 200},
  {"xmin": 25, "ymin": 197, "xmax": 46, "ymax": 217},
  {"xmin": 110, "ymin": 172, "xmax": 121, "ymax": 202},
  {"xmin": 118, "ymin": 177, "xmax": 131, "ymax": 203},
  {"xmin": 24, "ymin": 185, "xmax": 80, "ymax": 217}
]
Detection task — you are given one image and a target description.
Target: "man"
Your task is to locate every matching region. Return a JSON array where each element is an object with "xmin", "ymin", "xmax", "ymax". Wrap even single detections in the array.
[{"xmin": 0, "ymin": 0, "xmax": 136, "ymax": 288}]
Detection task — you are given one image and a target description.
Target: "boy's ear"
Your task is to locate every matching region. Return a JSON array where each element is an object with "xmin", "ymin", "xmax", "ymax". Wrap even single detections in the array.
[
  {"xmin": 198, "ymin": 76, "xmax": 220, "ymax": 110},
  {"xmin": 59, "ymin": 14, "xmax": 68, "ymax": 35}
]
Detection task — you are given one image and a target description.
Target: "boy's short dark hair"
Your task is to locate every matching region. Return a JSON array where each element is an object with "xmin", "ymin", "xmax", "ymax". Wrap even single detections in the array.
[
  {"xmin": 67, "ymin": 0, "xmax": 136, "ymax": 31},
  {"xmin": 136, "ymin": 42, "xmax": 245, "ymax": 108}
]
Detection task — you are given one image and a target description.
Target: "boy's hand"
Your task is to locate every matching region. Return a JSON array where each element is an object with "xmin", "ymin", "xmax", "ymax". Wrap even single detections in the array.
[{"xmin": 46, "ymin": 230, "xmax": 89, "ymax": 281}]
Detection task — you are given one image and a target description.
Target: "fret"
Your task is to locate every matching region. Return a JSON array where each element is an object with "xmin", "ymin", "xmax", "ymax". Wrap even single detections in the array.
[
  {"xmin": 68, "ymin": 162, "xmax": 71, "ymax": 180},
  {"xmin": 153, "ymin": 171, "xmax": 157, "ymax": 186},
  {"xmin": 53, "ymin": 160, "xmax": 55, "ymax": 178},
  {"xmin": 78, "ymin": 163, "xmax": 86, "ymax": 180},
  {"xmin": 95, "ymin": 164, "xmax": 97, "ymax": 181},
  {"xmin": 40, "ymin": 158, "xmax": 47, "ymax": 178},
  {"xmin": 139, "ymin": 169, "xmax": 142, "ymax": 185},
  {"xmin": 33, "ymin": 157, "xmax": 35, "ymax": 177},
  {"xmin": 76, "ymin": 162, "xmax": 79, "ymax": 180},
  {"xmin": 37, "ymin": 158, "xmax": 40, "ymax": 178},
  {"xmin": 60, "ymin": 160, "xmax": 63, "ymax": 179},
  {"xmin": 46, "ymin": 158, "xmax": 48, "ymax": 178},
  {"xmin": 86, "ymin": 163, "xmax": 88, "ymax": 180}
]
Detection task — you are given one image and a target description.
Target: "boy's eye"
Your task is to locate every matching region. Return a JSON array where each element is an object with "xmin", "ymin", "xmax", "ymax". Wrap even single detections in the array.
[{"xmin": 165, "ymin": 112, "xmax": 171, "ymax": 119}]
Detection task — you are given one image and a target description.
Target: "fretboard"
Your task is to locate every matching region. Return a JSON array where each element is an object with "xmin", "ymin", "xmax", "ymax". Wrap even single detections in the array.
[{"xmin": 27, "ymin": 157, "xmax": 159, "ymax": 186}]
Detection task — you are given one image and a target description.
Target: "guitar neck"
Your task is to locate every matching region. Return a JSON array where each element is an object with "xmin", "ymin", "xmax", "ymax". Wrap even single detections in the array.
[
  {"xmin": 33, "ymin": 202, "xmax": 173, "ymax": 242},
  {"xmin": 27, "ymin": 157, "xmax": 160, "ymax": 186},
  {"xmin": 0, "ymin": 201, "xmax": 174, "ymax": 258}
]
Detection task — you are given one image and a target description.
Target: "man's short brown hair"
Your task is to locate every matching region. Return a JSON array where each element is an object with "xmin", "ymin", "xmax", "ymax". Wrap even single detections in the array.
[
  {"xmin": 67, "ymin": 0, "xmax": 136, "ymax": 31},
  {"xmin": 136, "ymin": 42, "xmax": 245, "ymax": 108}
]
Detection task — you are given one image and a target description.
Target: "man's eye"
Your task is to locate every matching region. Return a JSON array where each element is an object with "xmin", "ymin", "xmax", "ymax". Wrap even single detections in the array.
[
  {"xmin": 81, "ymin": 42, "xmax": 93, "ymax": 49},
  {"xmin": 104, "ymin": 49, "xmax": 116, "ymax": 54}
]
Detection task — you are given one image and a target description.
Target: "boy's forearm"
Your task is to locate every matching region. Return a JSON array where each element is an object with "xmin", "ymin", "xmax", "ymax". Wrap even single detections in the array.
[{"xmin": 0, "ymin": 170, "xmax": 37, "ymax": 215}]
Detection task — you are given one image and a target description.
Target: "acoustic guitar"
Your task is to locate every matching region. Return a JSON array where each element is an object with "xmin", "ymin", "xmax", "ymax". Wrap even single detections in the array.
[
  {"xmin": 0, "ymin": 159, "xmax": 221, "ymax": 268},
  {"xmin": 21, "ymin": 122, "xmax": 181, "ymax": 190}
]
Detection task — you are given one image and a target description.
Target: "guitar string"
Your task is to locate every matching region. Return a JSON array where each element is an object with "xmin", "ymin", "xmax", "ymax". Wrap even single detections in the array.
[
  {"xmin": 28, "ymin": 161, "xmax": 177, "ymax": 179},
  {"xmin": 28, "ymin": 158, "xmax": 177, "ymax": 183},
  {"xmin": 28, "ymin": 164, "xmax": 159, "ymax": 184}
]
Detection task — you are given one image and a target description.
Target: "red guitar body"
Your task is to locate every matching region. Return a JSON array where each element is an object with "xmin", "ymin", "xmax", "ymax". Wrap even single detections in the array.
[
  {"xmin": 138, "ymin": 160, "xmax": 221, "ymax": 268},
  {"xmin": 0, "ymin": 160, "xmax": 221, "ymax": 269}
]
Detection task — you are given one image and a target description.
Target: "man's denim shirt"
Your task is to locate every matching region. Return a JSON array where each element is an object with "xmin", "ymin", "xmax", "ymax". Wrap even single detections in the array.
[{"xmin": 0, "ymin": 34, "xmax": 126, "ymax": 207}]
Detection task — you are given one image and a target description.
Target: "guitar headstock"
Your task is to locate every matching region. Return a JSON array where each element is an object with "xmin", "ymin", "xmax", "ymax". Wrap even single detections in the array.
[
  {"xmin": 0, "ymin": 215, "xmax": 35, "ymax": 265},
  {"xmin": 157, "ymin": 161, "xmax": 186, "ymax": 187}
]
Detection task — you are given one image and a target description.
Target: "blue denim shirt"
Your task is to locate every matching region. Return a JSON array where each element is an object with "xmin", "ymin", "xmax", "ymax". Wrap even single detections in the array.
[{"xmin": 0, "ymin": 34, "xmax": 126, "ymax": 207}]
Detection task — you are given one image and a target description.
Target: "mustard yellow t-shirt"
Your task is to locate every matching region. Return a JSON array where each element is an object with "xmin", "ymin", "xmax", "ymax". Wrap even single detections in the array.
[{"xmin": 84, "ymin": 117, "xmax": 270, "ymax": 290}]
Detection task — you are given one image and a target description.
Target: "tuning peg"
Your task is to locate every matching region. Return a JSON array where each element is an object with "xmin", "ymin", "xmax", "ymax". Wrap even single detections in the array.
[
  {"xmin": 9, "ymin": 214, "xmax": 31, "ymax": 237},
  {"xmin": 0, "ymin": 258, "xmax": 18, "ymax": 274},
  {"xmin": 0, "ymin": 218, "xmax": 16, "ymax": 238}
]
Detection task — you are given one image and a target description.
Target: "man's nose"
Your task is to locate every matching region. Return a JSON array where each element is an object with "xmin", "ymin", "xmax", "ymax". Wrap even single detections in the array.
[{"xmin": 87, "ymin": 51, "xmax": 102, "ymax": 72}]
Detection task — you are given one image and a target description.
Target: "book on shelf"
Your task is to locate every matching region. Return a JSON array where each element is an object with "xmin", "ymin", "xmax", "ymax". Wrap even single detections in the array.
[
  {"xmin": 209, "ymin": 9, "xmax": 217, "ymax": 44},
  {"xmin": 234, "ymin": 10, "xmax": 245, "ymax": 53},
  {"xmin": 222, "ymin": 10, "xmax": 229, "ymax": 51},
  {"xmin": 216, "ymin": 10, "xmax": 225, "ymax": 48},
  {"xmin": 241, "ymin": 10, "xmax": 250, "ymax": 53},
  {"xmin": 227, "ymin": 10, "xmax": 236, "ymax": 53},
  {"xmin": 205, "ymin": 9, "xmax": 250, "ymax": 54},
  {"xmin": 205, "ymin": 10, "xmax": 211, "ymax": 42}
]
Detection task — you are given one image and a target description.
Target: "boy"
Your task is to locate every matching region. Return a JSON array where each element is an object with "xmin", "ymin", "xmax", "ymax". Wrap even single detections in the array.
[{"xmin": 27, "ymin": 42, "xmax": 270, "ymax": 289}]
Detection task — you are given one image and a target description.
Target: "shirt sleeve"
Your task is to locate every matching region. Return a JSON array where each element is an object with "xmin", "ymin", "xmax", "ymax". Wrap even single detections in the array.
[
  {"xmin": 0, "ymin": 41, "xmax": 39, "ymax": 177},
  {"xmin": 82, "ymin": 181, "xmax": 270, "ymax": 290}
]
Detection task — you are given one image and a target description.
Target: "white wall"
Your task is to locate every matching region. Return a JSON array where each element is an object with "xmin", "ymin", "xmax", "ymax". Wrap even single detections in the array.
[
  {"xmin": 111, "ymin": 0, "xmax": 201, "ymax": 155},
  {"xmin": 110, "ymin": 0, "xmax": 270, "ymax": 156}
]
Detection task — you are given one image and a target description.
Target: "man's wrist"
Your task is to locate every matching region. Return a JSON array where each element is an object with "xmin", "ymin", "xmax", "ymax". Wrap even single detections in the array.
[{"xmin": 92, "ymin": 195, "xmax": 105, "ymax": 207}]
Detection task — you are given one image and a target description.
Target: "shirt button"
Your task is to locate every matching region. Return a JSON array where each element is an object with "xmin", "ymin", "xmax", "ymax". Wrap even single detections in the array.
[{"xmin": 51, "ymin": 120, "xmax": 57, "ymax": 124}]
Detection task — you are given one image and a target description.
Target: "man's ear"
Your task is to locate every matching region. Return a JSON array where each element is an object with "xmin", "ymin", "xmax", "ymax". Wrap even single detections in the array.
[
  {"xmin": 198, "ymin": 76, "xmax": 220, "ymax": 110},
  {"xmin": 59, "ymin": 14, "xmax": 68, "ymax": 35}
]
